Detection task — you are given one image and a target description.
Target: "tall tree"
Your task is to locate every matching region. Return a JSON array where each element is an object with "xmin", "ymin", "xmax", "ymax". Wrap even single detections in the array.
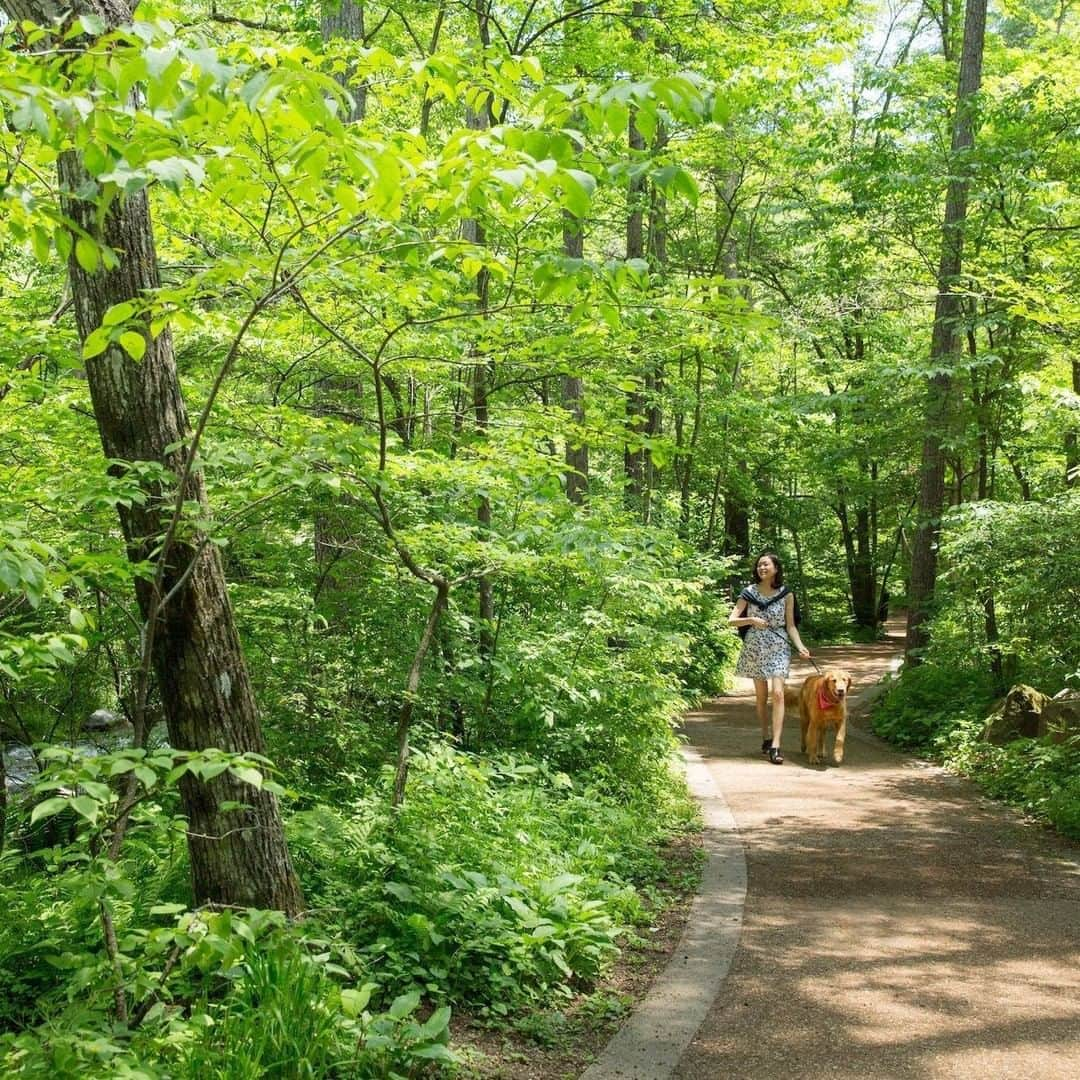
[
  {"xmin": 3, "ymin": 0, "xmax": 303, "ymax": 914},
  {"xmin": 905, "ymin": 0, "xmax": 989, "ymax": 663},
  {"xmin": 562, "ymin": 206, "xmax": 589, "ymax": 505},
  {"xmin": 623, "ymin": 0, "xmax": 648, "ymax": 513}
]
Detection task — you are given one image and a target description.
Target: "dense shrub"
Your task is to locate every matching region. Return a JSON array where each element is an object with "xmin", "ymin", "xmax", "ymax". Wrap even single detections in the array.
[
  {"xmin": 870, "ymin": 494, "xmax": 1080, "ymax": 838},
  {"xmin": 291, "ymin": 742, "xmax": 698, "ymax": 1011}
]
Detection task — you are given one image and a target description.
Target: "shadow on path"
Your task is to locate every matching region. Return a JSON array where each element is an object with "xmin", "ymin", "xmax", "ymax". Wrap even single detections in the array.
[{"xmin": 674, "ymin": 623, "xmax": 1080, "ymax": 1080}]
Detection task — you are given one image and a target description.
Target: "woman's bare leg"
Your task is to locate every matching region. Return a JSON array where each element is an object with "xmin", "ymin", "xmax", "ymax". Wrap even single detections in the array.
[
  {"xmin": 770, "ymin": 675, "xmax": 786, "ymax": 747},
  {"xmin": 755, "ymin": 679, "xmax": 769, "ymax": 741}
]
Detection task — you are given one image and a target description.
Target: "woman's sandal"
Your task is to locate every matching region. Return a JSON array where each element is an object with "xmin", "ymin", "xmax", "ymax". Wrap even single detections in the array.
[
  {"xmin": 761, "ymin": 738, "xmax": 771, "ymax": 755},
  {"xmin": 768, "ymin": 746, "xmax": 784, "ymax": 765}
]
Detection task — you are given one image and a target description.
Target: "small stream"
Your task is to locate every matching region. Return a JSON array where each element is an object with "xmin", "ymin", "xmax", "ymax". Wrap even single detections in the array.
[{"xmin": 3, "ymin": 713, "xmax": 169, "ymax": 795}]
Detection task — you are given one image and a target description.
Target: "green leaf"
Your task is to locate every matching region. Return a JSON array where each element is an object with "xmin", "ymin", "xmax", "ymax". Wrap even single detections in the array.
[
  {"xmin": 561, "ymin": 169, "xmax": 595, "ymax": 218},
  {"xmin": 412, "ymin": 1043, "xmax": 456, "ymax": 1061},
  {"xmin": 134, "ymin": 765, "xmax": 157, "ymax": 788},
  {"xmin": 82, "ymin": 327, "xmax": 112, "ymax": 360},
  {"xmin": 334, "ymin": 183, "xmax": 360, "ymax": 215},
  {"xmin": 103, "ymin": 302, "xmax": 136, "ymax": 327},
  {"xmin": 70, "ymin": 795, "xmax": 100, "ymax": 823},
  {"xmin": 231, "ymin": 765, "xmax": 263, "ymax": 788},
  {"xmin": 634, "ymin": 105, "xmax": 656, "ymax": 143},
  {"xmin": 493, "ymin": 167, "xmax": 527, "ymax": 189},
  {"xmin": 340, "ymin": 984, "xmax": 373, "ymax": 1018},
  {"xmin": 461, "ymin": 256, "xmax": 484, "ymax": 279},
  {"xmin": 119, "ymin": 331, "xmax": 147, "ymax": 361},
  {"xmin": 388, "ymin": 990, "xmax": 420, "ymax": 1020},
  {"xmin": 416, "ymin": 1005, "xmax": 452, "ymax": 1040},
  {"xmin": 83, "ymin": 142, "xmax": 109, "ymax": 177},
  {"xmin": 31, "ymin": 225, "xmax": 50, "ymax": 265},
  {"xmin": 30, "ymin": 797, "xmax": 70, "ymax": 824},
  {"xmin": 77, "ymin": 13, "xmax": 106, "ymax": 36},
  {"xmin": 75, "ymin": 236, "xmax": 99, "ymax": 274}
]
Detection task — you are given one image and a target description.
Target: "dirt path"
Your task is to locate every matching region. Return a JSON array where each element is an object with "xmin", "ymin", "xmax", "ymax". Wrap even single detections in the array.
[{"xmin": 673, "ymin": 620, "xmax": 1080, "ymax": 1080}]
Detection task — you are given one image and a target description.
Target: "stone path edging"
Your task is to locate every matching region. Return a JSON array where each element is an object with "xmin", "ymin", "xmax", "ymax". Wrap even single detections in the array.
[{"xmin": 580, "ymin": 746, "xmax": 747, "ymax": 1080}]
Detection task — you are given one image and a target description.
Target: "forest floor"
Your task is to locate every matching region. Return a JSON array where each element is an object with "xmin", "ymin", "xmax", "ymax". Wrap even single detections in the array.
[{"xmin": 667, "ymin": 617, "xmax": 1080, "ymax": 1079}]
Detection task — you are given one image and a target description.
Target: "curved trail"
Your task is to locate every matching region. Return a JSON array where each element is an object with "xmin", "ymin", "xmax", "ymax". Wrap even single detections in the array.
[{"xmin": 591, "ymin": 621, "xmax": 1080, "ymax": 1079}]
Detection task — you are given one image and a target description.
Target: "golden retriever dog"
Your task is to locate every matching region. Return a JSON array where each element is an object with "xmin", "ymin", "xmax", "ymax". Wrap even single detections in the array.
[{"xmin": 793, "ymin": 669, "xmax": 853, "ymax": 765}]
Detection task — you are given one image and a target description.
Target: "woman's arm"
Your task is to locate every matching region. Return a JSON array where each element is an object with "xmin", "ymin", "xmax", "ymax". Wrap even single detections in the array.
[
  {"xmin": 785, "ymin": 593, "xmax": 810, "ymax": 658},
  {"xmin": 729, "ymin": 597, "xmax": 766, "ymax": 630}
]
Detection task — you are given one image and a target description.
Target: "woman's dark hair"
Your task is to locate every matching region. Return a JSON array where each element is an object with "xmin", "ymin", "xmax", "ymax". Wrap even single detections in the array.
[{"xmin": 752, "ymin": 551, "xmax": 784, "ymax": 586}]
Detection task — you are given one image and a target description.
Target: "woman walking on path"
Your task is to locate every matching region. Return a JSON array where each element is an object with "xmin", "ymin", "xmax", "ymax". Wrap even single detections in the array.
[{"xmin": 729, "ymin": 552, "xmax": 811, "ymax": 764}]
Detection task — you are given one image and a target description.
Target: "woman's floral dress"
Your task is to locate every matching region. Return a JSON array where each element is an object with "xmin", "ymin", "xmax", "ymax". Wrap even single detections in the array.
[{"xmin": 735, "ymin": 584, "xmax": 791, "ymax": 679}]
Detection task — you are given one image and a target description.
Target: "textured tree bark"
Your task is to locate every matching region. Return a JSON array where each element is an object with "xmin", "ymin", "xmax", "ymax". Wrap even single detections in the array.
[
  {"xmin": 640, "ymin": 122, "xmax": 668, "ymax": 524},
  {"xmin": 905, "ymin": 0, "xmax": 988, "ymax": 664},
  {"xmin": 836, "ymin": 493, "xmax": 876, "ymax": 627},
  {"xmin": 59, "ymin": 162, "xmax": 303, "ymax": 914},
  {"xmin": 562, "ymin": 209, "xmax": 589, "ymax": 505},
  {"xmin": 716, "ymin": 170, "xmax": 750, "ymax": 560},
  {"xmin": 3, "ymin": 0, "xmax": 304, "ymax": 913},
  {"xmin": 311, "ymin": 1, "xmax": 372, "ymax": 604},
  {"xmin": 622, "ymin": 1, "xmax": 647, "ymax": 513},
  {"xmin": 677, "ymin": 349, "xmax": 703, "ymax": 537},
  {"xmin": 321, "ymin": 0, "xmax": 367, "ymax": 121}
]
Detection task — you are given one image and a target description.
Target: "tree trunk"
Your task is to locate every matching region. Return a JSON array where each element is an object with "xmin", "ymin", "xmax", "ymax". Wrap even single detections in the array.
[
  {"xmin": 392, "ymin": 581, "xmax": 449, "ymax": 807},
  {"xmin": 716, "ymin": 171, "xmax": 750, "ymax": 563},
  {"xmin": 905, "ymin": 0, "xmax": 988, "ymax": 664},
  {"xmin": 792, "ymin": 526, "xmax": 809, "ymax": 625},
  {"xmin": 321, "ymin": 0, "xmax": 367, "ymax": 121},
  {"xmin": 724, "ymin": 477, "xmax": 750, "ymax": 558},
  {"xmin": 837, "ymin": 492, "xmax": 876, "ymax": 628},
  {"xmin": 623, "ymin": 1, "xmax": 647, "ymax": 513},
  {"xmin": 704, "ymin": 467, "xmax": 722, "ymax": 549},
  {"xmin": 466, "ymin": 6, "xmax": 496, "ymax": 652},
  {"xmin": 562, "ymin": 210, "xmax": 589, "ymax": 505},
  {"xmin": 640, "ymin": 122, "xmax": 669, "ymax": 524},
  {"xmin": 1067, "ymin": 357, "xmax": 1080, "ymax": 487},
  {"xmin": 677, "ymin": 350, "xmax": 704, "ymax": 537},
  {"xmin": 852, "ymin": 506, "xmax": 876, "ymax": 627},
  {"xmin": 51, "ymin": 149, "xmax": 303, "ymax": 912},
  {"xmin": 0, "ymin": 743, "xmax": 7, "ymax": 855},
  {"xmin": 0, "ymin": 0, "xmax": 304, "ymax": 912},
  {"xmin": 311, "ymin": 1, "xmax": 371, "ymax": 611}
]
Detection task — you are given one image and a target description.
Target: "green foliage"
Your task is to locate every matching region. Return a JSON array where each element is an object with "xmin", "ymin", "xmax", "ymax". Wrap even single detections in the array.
[
  {"xmin": 872, "ymin": 655, "xmax": 1080, "ymax": 840},
  {"xmin": 2, "ymin": 925, "xmax": 454, "ymax": 1079},
  {"xmin": 871, "ymin": 665, "xmax": 997, "ymax": 751},
  {"xmin": 948, "ymin": 731, "xmax": 1080, "ymax": 839},
  {"xmin": 291, "ymin": 742, "xmax": 697, "ymax": 1013},
  {"xmin": 2, "ymin": 0, "xmax": 1078, "ymax": 1072},
  {"xmin": 933, "ymin": 496, "xmax": 1080, "ymax": 692}
]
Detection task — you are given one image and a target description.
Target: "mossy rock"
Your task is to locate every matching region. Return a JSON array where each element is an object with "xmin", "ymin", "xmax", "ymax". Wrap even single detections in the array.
[
  {"xmin": 1044, "ymin": 690, "xmax": 1080, "ymax": 745},
  {"xmin": 982, "ymin": 684, "xmax": 1050, "ymax": 745}
]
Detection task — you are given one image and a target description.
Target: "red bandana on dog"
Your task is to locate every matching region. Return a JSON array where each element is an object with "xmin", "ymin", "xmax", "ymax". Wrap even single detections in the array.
[{"xmin": 817, "ymin": 684, "xmax": 837, "ymax": 712}]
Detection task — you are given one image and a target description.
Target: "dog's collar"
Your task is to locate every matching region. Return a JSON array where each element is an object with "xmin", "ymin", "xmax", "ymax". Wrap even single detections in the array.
[{"xmin": 817, "ymin": 684, "xmax": 840, "ymax": 711}]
